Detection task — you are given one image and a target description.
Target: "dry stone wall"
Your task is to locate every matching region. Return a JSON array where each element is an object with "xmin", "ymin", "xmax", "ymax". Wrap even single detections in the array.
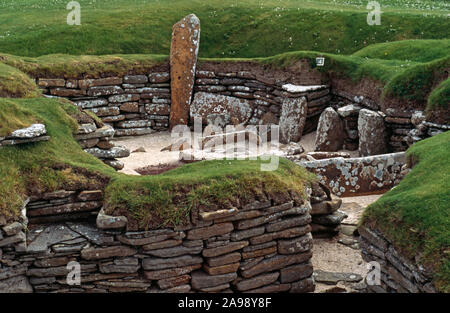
[
  {"xmin": 38, "ymin": 71, "xmax": 172, "ymax": 136},
  {"xmin": 298, "ymin": 152, "xmax": 407, "ymax": 197},
  {"xmin": 359, "ymin": 226, "xmax": 437, "ymax": 293},
  {"xmin": 0, "ymin": 192, "xmax": 317, "ymax": 293}
]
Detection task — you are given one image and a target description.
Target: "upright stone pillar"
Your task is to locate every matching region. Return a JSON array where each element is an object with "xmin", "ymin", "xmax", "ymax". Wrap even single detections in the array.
[
  {"xmin": 314, "ymin": 107, "xmax": 345, "ymax": 151},
  {"xmin": 279, "ymin": 97, "xmax": 307, "ymax": 144},
  {"xmin": 169, "ymin": 14, "xmax": 201, "ymax": 129},
  {"xmin": 358, "ymin": 109, "xmax": 388, "ymax": 156}
]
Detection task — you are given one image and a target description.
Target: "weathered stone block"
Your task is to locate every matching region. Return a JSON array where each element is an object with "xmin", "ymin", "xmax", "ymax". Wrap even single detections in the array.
[
  {"xmin": 190, "ymin": 92, "xmax": 253, "ymax": 125},
  {"xmin": 280, "ymin": 262, "xmax": 313, "ymax": 283},
  {"xmin": 279, "ymin": 96, "xmax": 307, "ymax": 144},
  {"xmin": 203, "ymin": 262, "xmax": 240, "ymax": 275},
  {"xmin": 241, "ymin": 251, "xmax": 312, "ymax": 278},
  {"xmin": 186, "ymin": 223, "xmax": 233, "ymax": 240},
  {"xmin": 170, "ymin": 14, "xmax": 201, "ymax": 128},
  {"xmin": 142, "ymin": 255, "xmax": 202, "ymax": 271},
  {"xmin": 278, "ymin": 233, "xmax": 313, "ymax": 255},
  {"xmin": 314, "ymin": 107, "xmax": 345, "ymax": 151},
  {"xmin": 81, "ymin": 246, "xmax": 137, "ymax": 260},
  {"xmin": 235, "ymin": 272, "xmax": 279, "ymax": 291},
  {"xmin": 191, "ymin": 271, "xmax": 237, "ymax": 290},
  {"xmin": 358, "ymin": 109, "xmax": 388, "ymax": 156},
  {"xmin": 202, "ymin": 241, "xmax": 249, "ymax": 258}
]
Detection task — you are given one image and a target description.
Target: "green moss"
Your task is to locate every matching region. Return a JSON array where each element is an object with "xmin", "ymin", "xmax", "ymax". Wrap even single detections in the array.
[
  {"xmin": 0, "ymin": 98, "xmax": 114, "ymax": 220},
  {"xmin": 353, "ymin": 39, "xmax": 450, "ymax": 63},
  {"xmin": 0, "ymin": 99, "xmax": 39, "ymax": 137},
  {"xmin": 0, "ymin": 62, "xmax": 41, "ymax": 98},
  {"xmin": 427, "ymin": 78, "xmax": 450, "ymax": 112},
  {"xmin": 0, "ymin": 53, "xmax": 168, "ymax": 79},
  {"xmin": 382, "ymin": 57, "xmax": 450, "ymax": 107},
  {"xmin": 361, "ymin": 131, "xmax": 450, "ymax": 292},
  {"xmin": 105, "ymin": 158, "xmax": 316, "ymax": 229}
]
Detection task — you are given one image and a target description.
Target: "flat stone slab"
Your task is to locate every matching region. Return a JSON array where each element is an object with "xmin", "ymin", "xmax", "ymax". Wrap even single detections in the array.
[
  {"xmin": 27, "ymin": 224, "xmax": 81, "ymax": 253},
  {"xmin": 84, "ymin": 146, "xmax": 130, "ymax": 159},
  {"xmin": 282, "ymin": 84, "xmax": 328, "ymax": 93},
  {"xmin": 190, "ymin": 92, "xmax": 253, "ymax": 125},
  {"xmin": 313, "ymin": 270, "xmax": 363, "ymax": 285},
  {"xmin": 191, "ymin": 270, "xmax": 237, "ymax": 290},
  {"xmin": 9, "ymin": 124, "xmax": 46, "ymax": 139}
]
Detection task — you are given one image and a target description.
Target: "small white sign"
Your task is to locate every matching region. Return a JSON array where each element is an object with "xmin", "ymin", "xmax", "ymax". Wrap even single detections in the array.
[{"xmin": 316, "ymin": 57, "xmax": 325, "ymax": 67}]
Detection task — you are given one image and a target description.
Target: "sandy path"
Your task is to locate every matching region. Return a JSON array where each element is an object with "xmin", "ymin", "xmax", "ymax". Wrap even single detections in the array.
[
  {"xmin": 113, "ymin": 130, "xmax": 360, "ymax": 175},
  {"xmin": 113, "ymin": 132, "xmax": 180, "ymax": 175}
]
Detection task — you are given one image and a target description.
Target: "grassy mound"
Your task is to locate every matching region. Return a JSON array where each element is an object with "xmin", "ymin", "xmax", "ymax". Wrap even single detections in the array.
[
  {"xmin": 0, "ymin": 62, "xmax": 41, "ymax": 98},
  {"xmin": 0, "ymin": 53, "xmax": 168, "ymax": 78},
  {"xmin": 361, "ymin": 131, "xmax": 450, "ymax": 292},
  {"xmin": 0, "ymin": 0, "xmax": 448, "ymax": 58},
  {"xmin": 381, "ymin": 57, "xmax": 449, "ymax": 122},
  {"xmin": 353, "ymin": 39, "xmax": 450, "ymax": 63},
  {"xmin": 427, "ymin": 78, "xmax": 450, "ymax": 114},
  {"xmin": 105, "ymin": 158, "xmax": 316, "ymax": 230},
  {"xmin": 0, "ymin": 98, "xmax": 114, "ymax": 221}
]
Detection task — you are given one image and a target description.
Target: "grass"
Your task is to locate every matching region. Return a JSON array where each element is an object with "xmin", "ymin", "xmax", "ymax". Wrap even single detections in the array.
[
  {"xmin": 0, "ymin": 0, "xmax": 448, "ymax": 58},
  {"xmin": 0, "ymin": 99, "xmax": 39, "ymax": 137},
  {"xmin": 0, "ymin": 62, "xmax": 41, "ymax": 98},
  {"xmin": 105, "ymin": 157, "xmax": 316, "ymax": 229},
  {"xmin": 0, "ymin": 53, "xmax": 168, "ymax": 78},
  {"xmin": 428, "ymin": 78, "xmax": 450, "ymax": 113},
  {"xmin": 361, "ymin": 131, "xmax": 450, "ymax": 292},
  {"xmin": 0, "ymin": 98, "xmax": 114, "ymax": 221},
  {"xmin": 0, "ymin": 97, "xmax": 315, "ymax": 227},
  {"xmin": 353, "ymin": 39, "xmax": 450, "ymax": 63}
]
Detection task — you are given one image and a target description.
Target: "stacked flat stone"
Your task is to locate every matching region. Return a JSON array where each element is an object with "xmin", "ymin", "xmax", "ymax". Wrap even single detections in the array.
[
  {"xmin": 359, "ymin": 226, "xmax": 437, "ymax": 293},
  {"xmin": 384, "ymin": 115, "xmax": 413, "ymax": 152},
  {"xmin": 309, "ymin": 183, "xmax": 345, "ymax": 238},
  {"xmin": 75, "ymin": 124, "xmax": 130, "ymax": 170},
  {"xmin": 192, "ymin": 70, "xmax": 330, "ymax": 133},
  {"xmin": 0, "ymin": 124, "xmax": 49, "ymax": 147},
  {"xmin": 297, "ymin": 152, "xmax": 406, "ymax": 196},
  {"xmin": 337, "ymin": 104, "xmax": 361, "ymax": 151},
  {"xmin": 26, "ymin": 189, "xmax": 104, "ymax": 224},
  {"xmin": 38, "ymin": 73, "xmax": 171, "ymax": 136},
  {"xmin": 406, "ymin": 111, "xmax": 450, "ymax": 146},
  {"xmin": 0, "ymin": 192, "xmax": 316, "ymax": 293},
  {"xmin": 0, "ymin": 214, "xmax": 32, "ymax": 293}
]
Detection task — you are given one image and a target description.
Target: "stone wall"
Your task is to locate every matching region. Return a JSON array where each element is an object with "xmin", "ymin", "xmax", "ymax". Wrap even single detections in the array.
[
  {"xmin": 297, "ymin": 152, "xmax": 407, "ymax": 197},
  {"xmin": 37, "ymin": 60, "xmax": 331, "ymax": 139},
  {"xmin": 0, "ymin": 192, "xmax": 317, "ymax": 293},
  {"xmin": 36, "ymin": 61, "xmax": 449, "ymax": 154},
  {"xmin": 359, "ymin": 226, "xmax": 437, "ymax": 293},
  {"xmin": 38, "ymin": 71, "xmax": 171, "ymax": 136}
]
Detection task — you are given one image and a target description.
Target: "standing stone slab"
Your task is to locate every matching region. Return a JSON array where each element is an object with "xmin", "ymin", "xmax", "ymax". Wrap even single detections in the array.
[
  {"xmin": 190, "ymin": 92, "xmax": 253, "ymax": 125},
  {"xmin": 358, "ymin": 109, "xmax": 388, "ymax": 156},
  {"xmin": 314, "ymin": 107, "xmax": 345, "ymax": 151},
  {"xmin": 170, "ymin": 14, "xmax": 201, "ymax": 128},
  {"xmin": 279, "ymin": 97, "xmax": 307, "ymax": 144}
]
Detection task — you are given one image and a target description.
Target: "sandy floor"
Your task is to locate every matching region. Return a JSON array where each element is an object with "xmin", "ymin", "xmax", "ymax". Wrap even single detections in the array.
[
  {"xmin": 300, "ymin": 131, "xmax": 359, "ymax": 158},
  {"xmin": 339, "ymin": 194, "xmax": 382, "ymax": 225},
  {"xmin": 113, "ymin": 132, "xmax": 180, "ymax": 175},
  {"xmin": 113, "ymin": 130, "xmax": 359, "ymax": 175},
  {"xmin": 312, "ymin": 237, "xmax": 368, "ymax": 275}
]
